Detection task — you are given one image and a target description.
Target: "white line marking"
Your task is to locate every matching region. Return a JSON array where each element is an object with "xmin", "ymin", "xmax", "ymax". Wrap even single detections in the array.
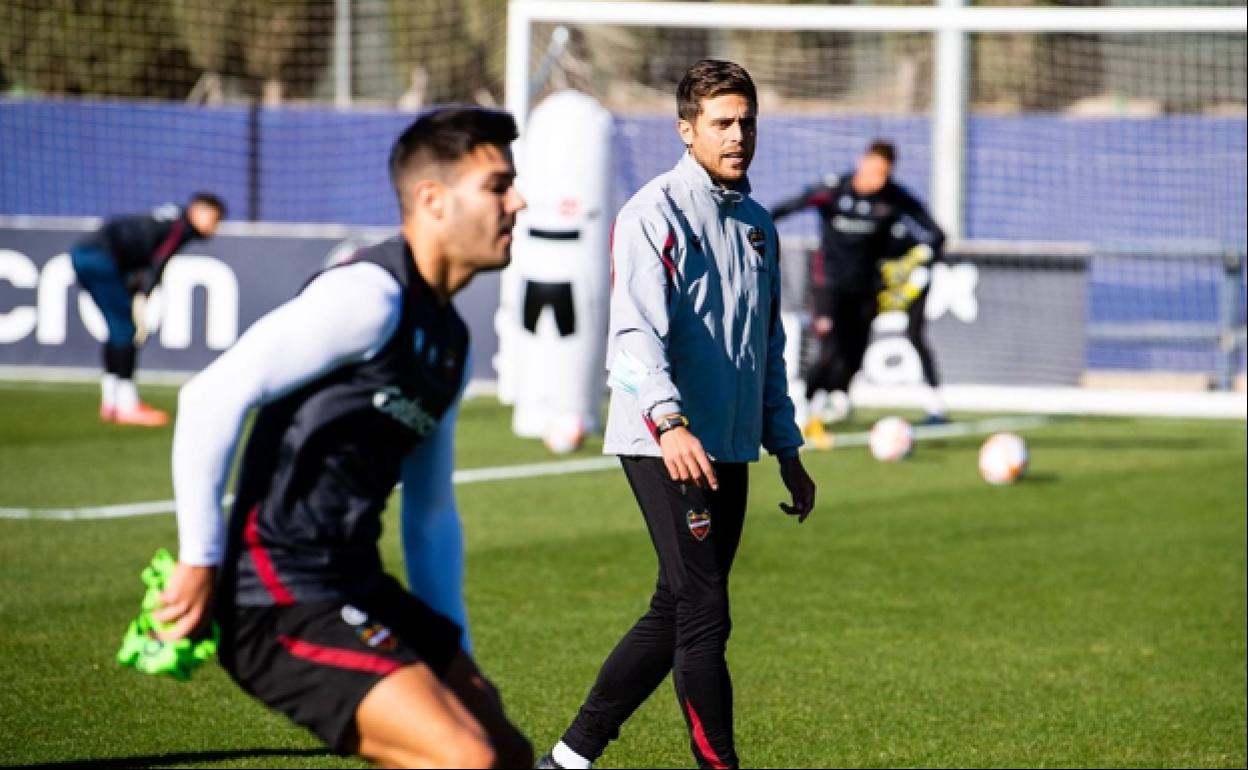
[
  {"xmin": 815, "ymin": 414, "xmax": 1057, "ymax": 449},
  {"xmin": 452, "ymin": 456, "xmax": 619, "ymax": 484},
  {"xmin": 0, "ymin": 415, "xmax": 1055, "ymax": 521},
  {"xmin": 0, "ymin": 499, "xmax": 182, "ymax": 521}
]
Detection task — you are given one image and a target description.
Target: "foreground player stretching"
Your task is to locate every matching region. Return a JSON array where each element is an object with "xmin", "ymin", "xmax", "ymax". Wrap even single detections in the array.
[{"xmin": 153, "ymin": 107, "xmax": 532, "ymax": 768}]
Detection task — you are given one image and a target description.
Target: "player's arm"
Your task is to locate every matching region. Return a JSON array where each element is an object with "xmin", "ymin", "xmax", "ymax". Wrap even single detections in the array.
[
  {"xmin": 131, "ymin": 292, "xmax": 151, "ymax": 346},
  {"xmin": 399, "ymin": 352, "xmax": 472, "ymax": 653},
  {"xmin": 770, "ymin": 185, "xmax": 830, "ymax": 222},
  {"xmin": 892, "ymin": 184, "xmax": 946, "ymax": 252},
  {"xmin": 130, "ymin": 219, "xmax": 190, "ymax": 345},
  {"xmin": 156, "ymin": 262, "xmax": 404, "ymax": 640},
  {"xmin": 131, "ymin": 234, "xmax": 174, "ymax": 345},
  {"xmin": 608, "ymin": 208, "xmax": 715, "ymax": 489},
  {"xmin": 760, "ymin": 232, "xmax": 816, "ymax": 522}
]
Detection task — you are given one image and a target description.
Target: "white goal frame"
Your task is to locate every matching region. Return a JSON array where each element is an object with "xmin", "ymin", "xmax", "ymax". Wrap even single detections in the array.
[{"xmin": 504, "ymin": 0, "xmax": 1247, "ymax": 419}]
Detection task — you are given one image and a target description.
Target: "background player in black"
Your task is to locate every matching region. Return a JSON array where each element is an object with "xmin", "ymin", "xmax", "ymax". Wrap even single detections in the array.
[
  {"xmin": 70, "ymin": 192, "xmax": 225, "ymax": 426},
  {"xmin": 153, "ymin": 108, "xmax": 531, "ymax": 768},
  {"xmin": 771, "ymin": 139, "xmax": 945, "ymax": 442}
]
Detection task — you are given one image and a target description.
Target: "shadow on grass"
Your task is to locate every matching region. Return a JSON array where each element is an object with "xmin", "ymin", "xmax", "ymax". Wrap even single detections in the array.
[{"xmin": 15, "ymin": 747, "xmax": 335, "ymax": 769}]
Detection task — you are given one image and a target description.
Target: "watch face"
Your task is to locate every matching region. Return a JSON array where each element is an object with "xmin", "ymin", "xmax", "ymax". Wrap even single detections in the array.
[{"xmin": 657, "ymin": 415, "xmax": 686, "ymax": 435}]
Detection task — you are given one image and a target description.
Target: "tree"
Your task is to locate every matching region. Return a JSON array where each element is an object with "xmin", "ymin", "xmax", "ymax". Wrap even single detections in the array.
[
  {"xmin": 171, "ymin": 0, "xmax": 331, "ymax": 104},
  {"xmin": 0, "ymin": 0, "xmax": 195, "ymax": 99},
  {"xmin": 388, "ymin": 0, "xmax": 507, "ymax": 106}
]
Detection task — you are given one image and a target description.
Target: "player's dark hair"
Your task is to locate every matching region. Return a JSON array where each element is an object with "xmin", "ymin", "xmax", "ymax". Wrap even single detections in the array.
[
  {"xmin": 389, "ymin": 106, "xmax": 519, "ymax": 213},
  {"xmin": 866, "ymin": 139, "xmax": 897, "ymax": 165},
  {"xmin": 677, "ymin": 59, "xmax": 758, "ymax": 122},
  {"xmin": 188, "ymin": 191, "xmax": 227, "ymax": 218}
]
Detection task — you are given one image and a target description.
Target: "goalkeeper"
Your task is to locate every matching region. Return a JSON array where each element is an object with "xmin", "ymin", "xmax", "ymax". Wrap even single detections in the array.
[
  {"xmin": 69, "ymin": 193, "xmax": 225, "ymax": 426},
  {"xmin": 770, "ymin": 139, "xmax": 946, "ymax": 439}
]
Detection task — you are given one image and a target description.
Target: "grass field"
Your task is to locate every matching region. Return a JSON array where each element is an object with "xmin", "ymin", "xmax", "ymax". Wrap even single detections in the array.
[{"xmin": 1, "ymin": 381, "xmax": 1244, "ymax": 769}]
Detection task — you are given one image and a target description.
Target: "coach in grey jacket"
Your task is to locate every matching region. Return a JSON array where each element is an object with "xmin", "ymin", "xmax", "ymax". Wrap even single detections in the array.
[
  {"xmin": 540, "ymin": 60, "xmax": 817, "ymax": 770},
  {"xmin": 603, "ymin": 142, "xmax": 803, "ymax": 463}
]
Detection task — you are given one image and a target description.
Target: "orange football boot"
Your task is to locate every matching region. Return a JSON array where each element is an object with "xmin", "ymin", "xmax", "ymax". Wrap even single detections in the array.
[{"xmin": 112, "ymin": 402, "xmax": 169, "ymax": 427}]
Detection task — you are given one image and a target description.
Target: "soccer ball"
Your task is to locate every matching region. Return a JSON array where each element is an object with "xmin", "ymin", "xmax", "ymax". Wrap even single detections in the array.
[
  {"xmin": 542, "ymin": 413, "xmax": 587, "ymax": 455},
  {"xmin": 868, "ymin": 416, "xmax": 914, "ymax": 463},
  {"xmin": 978, "ymin": 432, "xmax": 1029, "ymax": 485}
]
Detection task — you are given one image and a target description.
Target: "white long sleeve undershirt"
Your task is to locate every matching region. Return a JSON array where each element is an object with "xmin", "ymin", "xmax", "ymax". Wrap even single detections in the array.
[
  {"xmin": 170, "ymin": 260, "xmax": 470, "ymax": 634},
  {"xmin": 172, "ymin": 261, "xmax": 402, "ymax": 565}
]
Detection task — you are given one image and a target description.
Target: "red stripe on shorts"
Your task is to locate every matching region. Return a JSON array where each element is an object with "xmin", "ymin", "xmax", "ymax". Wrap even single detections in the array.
[{"xmin": 277, "ymin": 634, "xmax": 402, "ymax": 676}]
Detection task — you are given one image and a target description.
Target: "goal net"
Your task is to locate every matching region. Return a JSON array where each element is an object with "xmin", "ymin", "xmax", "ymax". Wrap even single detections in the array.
[{"xmin": 509, "ymin": 3, "xmax": 1247, "ymax": 406}]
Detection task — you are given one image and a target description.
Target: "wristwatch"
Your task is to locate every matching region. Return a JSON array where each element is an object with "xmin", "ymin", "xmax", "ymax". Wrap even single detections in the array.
[{"xmin": 655, "ymin": 413, "xmax": 690, "ymax": 438}]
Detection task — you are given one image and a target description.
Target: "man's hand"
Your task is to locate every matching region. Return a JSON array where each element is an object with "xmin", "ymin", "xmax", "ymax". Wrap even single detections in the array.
[
  {"xmin": 812, "ymin": 316, "xmax": 833, "ymax": 337},
  {"xmin": 153, "ymin": 562, "xmax": 216, "ymax": 641},
  {"xmin": 658, "ymin": 426, "xmax": 719, "ymax": 490},
  {"xmin": 132, "ymin": 293, "xmax": 150, "ymax": 346},
  {"xmin": 778, "ymin": 455, "xmax": 816, "ymax": 523}
]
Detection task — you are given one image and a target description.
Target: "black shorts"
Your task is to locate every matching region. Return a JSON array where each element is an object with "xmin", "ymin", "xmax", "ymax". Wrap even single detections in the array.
[{"xmin": 217, "ymin": 575, "xmax": 463, "ymax": 753}]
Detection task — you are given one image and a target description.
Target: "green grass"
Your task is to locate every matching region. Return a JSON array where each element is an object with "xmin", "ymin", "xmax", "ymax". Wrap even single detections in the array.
[{"xmin": 1, "ymin": 381, "xmax": 1244, "ymax": 768}]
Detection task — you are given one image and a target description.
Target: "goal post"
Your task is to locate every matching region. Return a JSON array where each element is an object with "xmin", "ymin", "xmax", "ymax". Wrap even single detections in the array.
[{"xmin": 503, "ymin": 0, "xmax": 1247, "ymax": 417}]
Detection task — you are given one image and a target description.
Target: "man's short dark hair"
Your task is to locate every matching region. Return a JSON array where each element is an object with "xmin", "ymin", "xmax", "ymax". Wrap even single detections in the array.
[
  {"xmin": 866, "ymin": 139, "xmax": 897, "ymax": 165},
  {"xmin": 677, "ymin": 59, "xmax": 758, "ymax": 123},
  {"xmin": 189, "ymin": 191, "xmax": 227, "ymax": 218},
  {"xmin": 389, "ymin": 106, "xmax": 519, "ymax": 212}
]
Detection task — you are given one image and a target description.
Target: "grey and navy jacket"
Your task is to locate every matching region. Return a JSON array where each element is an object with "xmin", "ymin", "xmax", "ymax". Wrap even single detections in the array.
[{"xmin": 602, "ymin": 152, "xmax": 804, "ymax": 463}]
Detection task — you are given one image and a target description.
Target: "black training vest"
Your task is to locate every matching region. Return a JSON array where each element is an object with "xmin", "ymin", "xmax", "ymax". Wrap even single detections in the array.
[
  {"xmin": 81, "ymin": 207, "xmax": 198, "ymax": 273},
  {"xmin": 222, "ymin": 236, "xmax": 469, "ymax": 607},
  {"xmin": 816, "ymin": 175, "xmax": 906, "ymax": 294}
]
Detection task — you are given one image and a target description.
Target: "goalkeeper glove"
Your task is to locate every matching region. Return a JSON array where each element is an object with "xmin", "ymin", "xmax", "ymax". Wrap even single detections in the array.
[
  {"xmin": 880, "ymin": 243, "xmax": 934, "ymax": 289},
  {"xmin": 877, "ymin": 264, "xmax": 932, "ymax": 313},
  {"xmin": 116, "ymin": 548, "xmax": 218, "ymax": 682},
  {"xmin": 901, "ymin": 243, "xmax": 935, "ymax": 270}
]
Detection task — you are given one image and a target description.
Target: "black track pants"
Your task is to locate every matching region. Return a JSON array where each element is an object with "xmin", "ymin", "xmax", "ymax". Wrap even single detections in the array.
[
  {"xmin": 561, "ymin": 456, "xmax": 749, "ymax": 769},
  {"xmin": 806, "ymin": 289, "xmax": 877, "ymax": 399}
]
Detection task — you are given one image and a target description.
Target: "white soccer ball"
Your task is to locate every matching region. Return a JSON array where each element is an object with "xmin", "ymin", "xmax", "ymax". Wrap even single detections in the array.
[
  {"xmin": 978, "ymin": 432, "xmax": 1029, "ymax": 485},
  {"xmin": 868, "ymin": 416, "xmax": 914, "ymax": 463},
  {"xmin": 542, "ymin": 412, "xmax": 587, "ymax": 455}
]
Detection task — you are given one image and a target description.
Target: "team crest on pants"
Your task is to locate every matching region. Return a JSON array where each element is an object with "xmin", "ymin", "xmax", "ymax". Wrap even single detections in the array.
[
  {"xmin": 357, "ymin": 623, "xmax": 397, "ymax": 651},
  {"xmin": 341, "ymin": 604, "xmax": 398, "ymax": 650},
  {"xmin": 687, "ymin": 509, "xmax": 711, "ymax": 541}
]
